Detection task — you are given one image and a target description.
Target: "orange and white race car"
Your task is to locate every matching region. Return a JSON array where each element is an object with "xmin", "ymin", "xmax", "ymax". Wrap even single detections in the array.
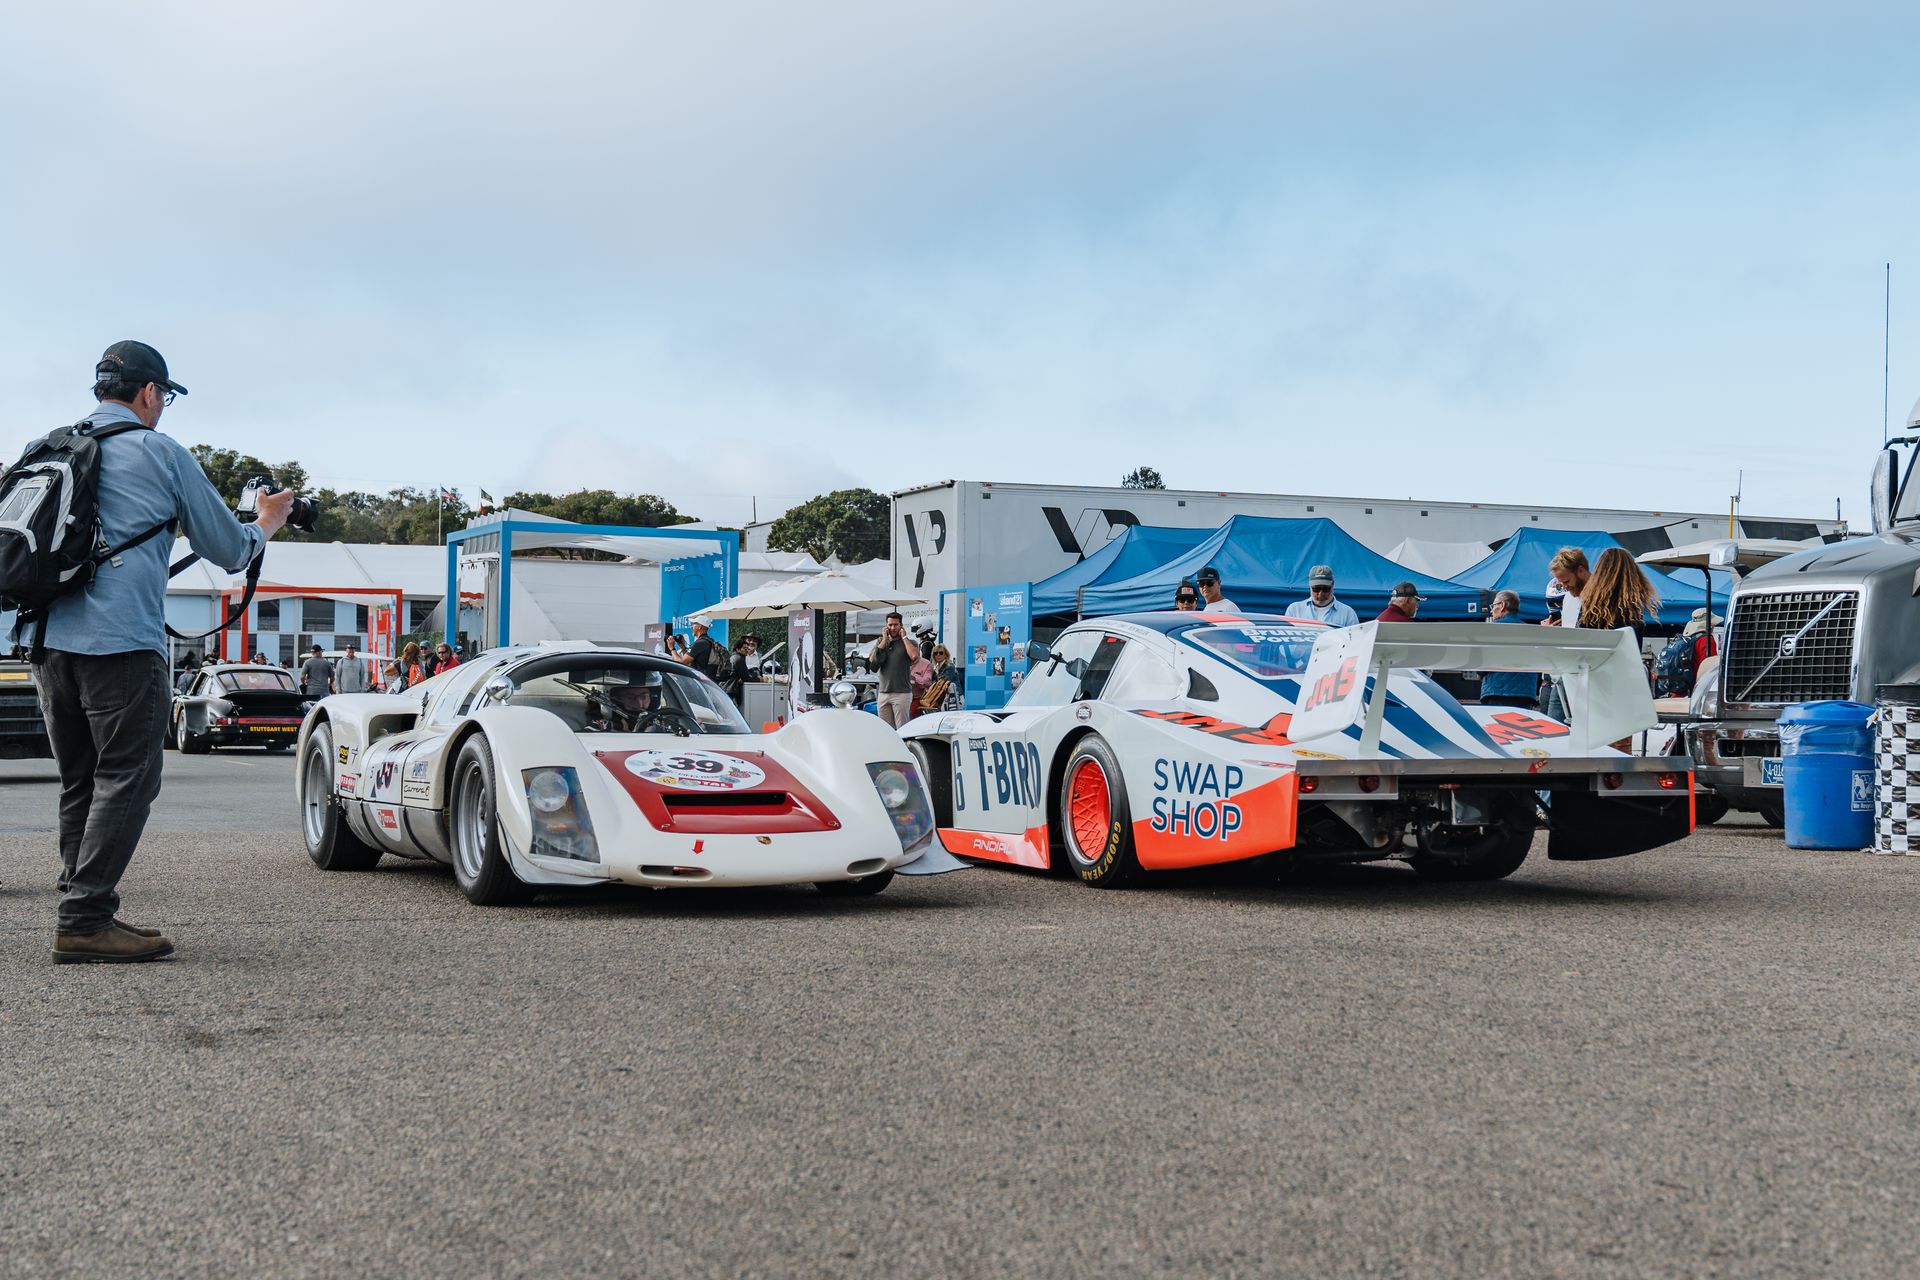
[{"xmin": 898, "ymin": 614, "xmax": 1694, "ymax": 887}]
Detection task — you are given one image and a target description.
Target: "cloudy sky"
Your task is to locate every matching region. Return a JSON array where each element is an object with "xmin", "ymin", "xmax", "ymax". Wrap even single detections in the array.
[{"xmin": 4, "ymin": 2, "xmax": 1917, "ymax": 528}]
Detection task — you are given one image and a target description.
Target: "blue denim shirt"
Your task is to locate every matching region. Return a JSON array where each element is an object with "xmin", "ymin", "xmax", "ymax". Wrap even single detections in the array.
[
  {"xmin": 1283, "ymin": 597, "xmax": 1360, "ymax": 628},
  {"xmin": 11, "ymin": 402, "xmax": 266, "ymax": 658},
  {"xmin": 1479, "ymin": 613, "xmax": 1541, "ymax": 700}
]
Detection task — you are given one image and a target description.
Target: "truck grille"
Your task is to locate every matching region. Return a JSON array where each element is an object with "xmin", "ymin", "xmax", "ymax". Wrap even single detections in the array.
[{"xmin": 1722, "ymin": 590, "xmax": 1858, "ymax": 706}]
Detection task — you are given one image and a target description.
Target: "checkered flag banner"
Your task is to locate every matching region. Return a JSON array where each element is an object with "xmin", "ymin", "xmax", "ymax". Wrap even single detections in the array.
[{"xmin": 1875, "ymin": 703, "xmax": 1920, "ymax": 855}]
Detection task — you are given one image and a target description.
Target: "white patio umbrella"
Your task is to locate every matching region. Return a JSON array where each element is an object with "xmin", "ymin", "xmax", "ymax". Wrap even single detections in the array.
[{"xmin": 699, "ymin": 570, "xmax": 927, "ymax": 620}]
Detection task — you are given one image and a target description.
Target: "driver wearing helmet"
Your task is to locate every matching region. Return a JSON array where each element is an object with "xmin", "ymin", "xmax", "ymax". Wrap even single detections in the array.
[{"xmin": 590, "ymin": 669, "xmax": 665, "ymax": 732}]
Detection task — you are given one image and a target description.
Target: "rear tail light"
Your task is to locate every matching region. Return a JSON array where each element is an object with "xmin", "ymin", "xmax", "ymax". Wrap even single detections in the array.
[
  {"xmin": 1297, "ymin": 776, "xmax": 1319, "ymax": 794},
  {"xmin": 1658, "ymin": 772, "xmax": 1682, "ymax": 790},
  {"xmin": 1357, "ymin": 774, "xmax": 1381, "ymax": 794},
  {"xmin": 1601, "ymin": 772, "xmax": 1623, "ymax": 790}
]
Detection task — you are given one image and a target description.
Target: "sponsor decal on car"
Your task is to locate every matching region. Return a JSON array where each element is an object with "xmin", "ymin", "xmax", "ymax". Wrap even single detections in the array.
[
  {"xmin": 372, "ymin": 761, "xmax": 398, "ymax": 795},
  {"xmin": 339, "ymin": 773, "xmax": 358, "ymax": 795},
  {"xmin": 408, "ymin": 759, "xmax": 431, "ymax": 779},
  {"xmin": 375, "ymin": 806, "xmax": 400, "ymax": 831},
  {"xmin": 1150, "ymin": 758, "xmax": 1247, "ymax": 841},
  {"xmin": 402, "ymin": 780, "xmax": 431, "ymax": 801},
  {"xmin": 953, "ymin": 738, "xmax": 1043, "ymax": 813},
  {"xmin": 1482, "ymin": 712, "xmax": 1570, "ymax": 745},
  {"xmin": 338, "ymin": 745, "xmax": 350, "ymax": 764},
  {"xmin": 624, "ymin": 750, "xmax": 767, "ymax": 791},
  {"xmin": 1133, "ymin": 708, "xmax": 1294, "ymax": 747}
]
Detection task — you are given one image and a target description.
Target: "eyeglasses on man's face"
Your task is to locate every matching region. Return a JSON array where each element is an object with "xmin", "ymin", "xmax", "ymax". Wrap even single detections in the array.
[{"xmin": 1311, "ymin": 584, "xmax": 1332, "ymax": 593}]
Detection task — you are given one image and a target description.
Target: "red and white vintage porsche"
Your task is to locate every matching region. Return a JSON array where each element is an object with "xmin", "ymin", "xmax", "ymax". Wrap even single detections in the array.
[{"xmin": 294, "ymin": 643, "xmax": 965, "ymax": 904}]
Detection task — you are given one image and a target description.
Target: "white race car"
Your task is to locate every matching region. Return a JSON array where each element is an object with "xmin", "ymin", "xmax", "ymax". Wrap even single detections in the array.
[
  {"xmin": 294, "ymin": 644, "xmax": 965, "ymax": 903},
  {"xmin": 900, "ymin": 614, "xmax": 1694, "ymax": 886}
]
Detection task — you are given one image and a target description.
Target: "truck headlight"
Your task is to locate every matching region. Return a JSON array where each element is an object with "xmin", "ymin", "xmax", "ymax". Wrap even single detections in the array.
[
  {"xmin": 521, "ymin": 767, "xmax": 599, "ymax": 862},
  {"xmin": 866, "ymin": 761, "xmax": 934, "ymax": 853},
  {"xmin": 1690, "ymin": 662, "xmax": 1721, "ymax": 719}
]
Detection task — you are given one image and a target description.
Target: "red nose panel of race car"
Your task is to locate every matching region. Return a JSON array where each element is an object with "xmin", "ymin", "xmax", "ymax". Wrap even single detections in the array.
[{"xmin": 593, "ymin": 748, "xmax": 842, "ymax": 834}]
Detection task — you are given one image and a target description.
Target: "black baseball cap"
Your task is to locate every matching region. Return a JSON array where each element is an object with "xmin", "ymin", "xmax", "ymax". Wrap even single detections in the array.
[
  {"xmin": 96, "ymin": 340, "xmax": 188, "ymax": 395},
  {"xmin": 1195, "ymin": 565, "xmax": 1221, "ymax": 585}
]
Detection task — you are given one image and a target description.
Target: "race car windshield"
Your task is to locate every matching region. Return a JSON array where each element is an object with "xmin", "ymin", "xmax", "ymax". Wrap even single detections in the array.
[
  {"xmin": 504, "ymin": 656, "xmax": 750, "ymax": 735},
  {"xmin": 219, "ymin": 669, "xmax": 296, "ymax": 693},
  {"xmin": 1182, "ymin": 623, "xmax": 1322, "ymax": 682}
]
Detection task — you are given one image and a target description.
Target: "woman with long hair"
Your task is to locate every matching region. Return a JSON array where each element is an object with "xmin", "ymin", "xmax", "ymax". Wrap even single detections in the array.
[
  {"xmin": 1577, "ymin": 547, "xmax": 1661, "ymax": 642},
  {"xmin": 1569, "ymin": 547, "xmax": 1660, "ymax": 749},
  {"xmin": 399, "ymin": 640, "xmax": 425, "ymax": 688}
]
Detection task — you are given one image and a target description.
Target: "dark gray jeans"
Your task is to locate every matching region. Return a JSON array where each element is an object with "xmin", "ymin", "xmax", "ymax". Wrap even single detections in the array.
[{"xmin": 35, "ymin": 650, "xmax": 170, "ymax": 934}]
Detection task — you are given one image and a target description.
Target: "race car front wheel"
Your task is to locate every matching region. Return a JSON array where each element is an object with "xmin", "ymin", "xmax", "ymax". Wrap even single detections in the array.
[
  {"xmin": 450, "ymin": 735, "xmax": 535, "ymax": 906},
  {"xmin": 301, "ymin": 722, "xmax": 382, "ymax": 872},
  {"xmin": 1058, "ymin": 735, "xmax": 1141, "ymax": 888}
]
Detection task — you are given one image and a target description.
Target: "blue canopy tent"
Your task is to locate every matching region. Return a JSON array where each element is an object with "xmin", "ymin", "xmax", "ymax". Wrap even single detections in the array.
[
  {"xmin": 1075, "ymin": 516, "xmax": 1483, "ymax": 619},
  {"xmin": 1031, "ymin": 524, "xmax": 1212, "ymax": 617},
  {"xmin": 1450, "ymin": 528, "xmax": 1732, "ymax": 625}
]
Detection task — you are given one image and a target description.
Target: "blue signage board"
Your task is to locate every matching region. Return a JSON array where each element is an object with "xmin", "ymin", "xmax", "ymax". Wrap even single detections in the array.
[{"xmin": 962, "ymin": 582, "xmax": 1032, "ymax": 710}]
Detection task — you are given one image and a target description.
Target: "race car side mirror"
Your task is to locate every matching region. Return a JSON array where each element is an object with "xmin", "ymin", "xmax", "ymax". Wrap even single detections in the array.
[
  {"xmin": 829, "ymin": 680, "xmax": 860, "ymax": 708},
  {"xmin": 1025, "ymin": 641, "xmax": 1052, "ymax": 665},
  {"xmin": 477, "ymin": 675, "xmax": 514, "ymax": 708}
]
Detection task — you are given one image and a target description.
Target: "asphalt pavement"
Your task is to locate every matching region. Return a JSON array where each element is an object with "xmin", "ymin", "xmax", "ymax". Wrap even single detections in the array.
[{"xmin": 4, "ymin": 753, "xmax": 1920, "ymax": 1278}]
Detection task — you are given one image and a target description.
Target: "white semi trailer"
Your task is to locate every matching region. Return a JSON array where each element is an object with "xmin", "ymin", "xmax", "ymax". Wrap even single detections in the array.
[{"xmin": 891, "ymin": 479, "xmax": 1844, "ymax": 597}]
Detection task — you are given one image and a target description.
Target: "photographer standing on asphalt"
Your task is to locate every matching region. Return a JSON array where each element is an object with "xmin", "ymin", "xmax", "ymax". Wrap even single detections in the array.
[{"xmin": 11, "ymin": 341, "xmax": 291, "ymax": 964}]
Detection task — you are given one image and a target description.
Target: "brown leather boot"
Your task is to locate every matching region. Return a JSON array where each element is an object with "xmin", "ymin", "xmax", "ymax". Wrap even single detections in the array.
[
  {"xmin": 52, "ymin": 923, "xmax": 175, "ymax": 964},
  {"xmin": 114, "ymin": 918, "xmax": 166, "ymax": 939}
]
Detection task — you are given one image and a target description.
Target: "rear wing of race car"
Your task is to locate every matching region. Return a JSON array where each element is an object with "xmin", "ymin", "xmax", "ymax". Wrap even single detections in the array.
[{"xmin": 1289, "ymin": 622, "xmax": 1654, "ymax": 755}]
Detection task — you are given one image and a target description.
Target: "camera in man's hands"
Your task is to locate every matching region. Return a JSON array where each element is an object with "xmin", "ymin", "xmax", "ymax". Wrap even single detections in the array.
[{"xmin": 237, "ymin": 476, "xmax": 319, "ymax": 532}]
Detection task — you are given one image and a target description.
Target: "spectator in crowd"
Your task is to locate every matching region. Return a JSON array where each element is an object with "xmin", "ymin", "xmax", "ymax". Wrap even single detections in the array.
[
  {"xmin": 741, "ymin": 634, "xmax": 762, "ymax": 674},
  {"xmin": 383, "ymin": 658, "xmax": 406, "ymax": 693},
  {"xmin": 1172, "ymin": 579, "xmax": 1200, "ymax": 610},
  {"xmin": 682, "ymin": 619, "xmax": 716, "ymax": 677},
  {"xmin": 868, "ymin": 610, "xmax": 921, "ymax": 728},
  {"xmin": 666, "ymin": 632, "xmax": 690, "ymax": 664},
  {"xmin": 201, "ymin": 654, "xmax": 218, "ymax": 668},
  {"xmin": 433, "ymin": 641, "xmax": 459, "ymax": 672},
  {"xmin": 723, "ymin": 637, "xmax": 752, "ymax": 709},
  {"xmin": 177, "ymin": 650, "xmax": 199, "ymax": 672},
  {"xmin": 1543, "ymin": 548, "xmax": 1591, "ymax": 627},
  {"xmin": 1478, "ymin": 590, "xmax": 1540, "ymax": 708},
  {"xmin": 299, "ymin": 643, "xmax": 336, "ymax": 697},
  {"xmin": 398, "ymin": 640, "xmax": 425, "ymax": 688},
  {"xmin": 1377, "ymin": 582, "xmax": 1424, "ymax": 622},
  {"xmin": 1285, "ymin": 565, "xmax": 1360, "ymax": 627},
  {"xmin": 1654, "ymin": 608, "xmax": 1722, "ymax": 699},
  {"xmin": 1565, "ymin": 547, "xmax": 1660, "ymax": 747},
  {"xmin": 923, "ymin": 644, "xmax": 962, "ymax": 713},
  {"xmin": 419, "ymin": 644, "xmax": 439, "ymax": 679},
  {"xmin": 1194, "ymin": 566, "xmax": 1240, "ymax": 613},
  {"xmin": 336, "ymin": 640, "xmax": 371, "ymax": 694},
  {"xmin": 1578, "ymin": 548, "xmax": 1661, "ymax": 646}
]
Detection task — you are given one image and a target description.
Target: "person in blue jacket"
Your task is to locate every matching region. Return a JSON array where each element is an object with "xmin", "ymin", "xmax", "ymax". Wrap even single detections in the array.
[
  {"xmin": 1479, "ymin": 590, "xmax": 1541, "ymax": 709},
  {"xmin": 1283, "ymin": 565, "xmax": 1360, "ymax": 627}
]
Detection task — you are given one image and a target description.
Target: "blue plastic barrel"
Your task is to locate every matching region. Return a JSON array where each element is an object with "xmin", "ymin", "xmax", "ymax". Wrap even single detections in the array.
[{"xmin": 1777, "ymin": 701, "xmax": 1876, "ymax": 849}]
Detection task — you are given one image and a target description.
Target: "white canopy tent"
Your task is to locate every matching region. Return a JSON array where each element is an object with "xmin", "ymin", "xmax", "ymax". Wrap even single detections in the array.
[{"xmin": 1387, "ymin": 537, "xmax": 1496, "ymax": 580}]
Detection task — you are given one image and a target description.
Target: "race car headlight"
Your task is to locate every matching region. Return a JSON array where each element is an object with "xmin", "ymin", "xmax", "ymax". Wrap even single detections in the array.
[
  {"xmin": 521, "ymin": 767, "xmax": 599, "ymax": 863},
  {"xmin": 867, "ymin": 761, "xmax": 934, "ymax": 852}
]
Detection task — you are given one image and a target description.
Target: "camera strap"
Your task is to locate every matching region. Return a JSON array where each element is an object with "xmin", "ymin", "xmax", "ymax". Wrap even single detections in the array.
[{"xmin": 164, "ymin": 546, "xmax": 265, "ymax": 642}]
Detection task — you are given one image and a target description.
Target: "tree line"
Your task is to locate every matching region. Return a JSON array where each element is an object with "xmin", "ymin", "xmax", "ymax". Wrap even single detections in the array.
[{"xmin": 186, "ymin": 445, "xmax": 893, "ymax": 563}]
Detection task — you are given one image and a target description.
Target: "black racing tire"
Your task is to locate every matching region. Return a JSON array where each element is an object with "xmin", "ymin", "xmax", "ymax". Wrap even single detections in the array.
[
  {"xmin": 1056, "ymin": 735, "xmax": 1141, "ymax": 888},
  {"xmin": 301, "ymin": 722, "xmax": 382, "ymax": 871},
  {"xmin": 815, "ymin": 870, "xmax": 896, "ymax": 896},
  {"xmin": 1409, "ymin": 798, "xmax": 1535, "ymax": 882},
  {"xmin": 907, "ymin": 740, "xmax": 953, "ymax": 827},
  {"xmin": 1758, "ymin": 801, "xmax": 1785, "ymax": 829},
  {"xmin": 176, "ymin": 714, "xmax": 210, "ymax": 756},
  {"xmin": 449, "ymin": 735, "xmax": 535, "ymax": 906},
  {"xmin": 1694, "ymin": 791, "xmax": 1730, "ymax": 826}
]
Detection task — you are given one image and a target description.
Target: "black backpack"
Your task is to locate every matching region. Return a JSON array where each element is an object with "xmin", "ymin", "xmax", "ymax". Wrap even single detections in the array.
[
  {"xmin": 0, "ymin": 421, "xmax": 173, "ymax": 652},
  {"xmin": 1653, "ymin": 632, "xmax": 1698, "ymax": 697}
]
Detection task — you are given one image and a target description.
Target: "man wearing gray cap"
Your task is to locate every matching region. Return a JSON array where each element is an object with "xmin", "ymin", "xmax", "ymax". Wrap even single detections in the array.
[
  {"xmin": 10, "ymin": 341, "xmax": 292, "ymax": 964},
  {"xmin": 1283, "ymin": 565, "xmax": 1360, "ymax": 627}
]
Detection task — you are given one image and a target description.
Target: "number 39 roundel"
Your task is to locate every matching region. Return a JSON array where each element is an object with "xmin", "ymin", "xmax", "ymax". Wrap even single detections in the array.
[{"xmin": 623, "ymin": 750, "xmax": 766, "ymax": 791}]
